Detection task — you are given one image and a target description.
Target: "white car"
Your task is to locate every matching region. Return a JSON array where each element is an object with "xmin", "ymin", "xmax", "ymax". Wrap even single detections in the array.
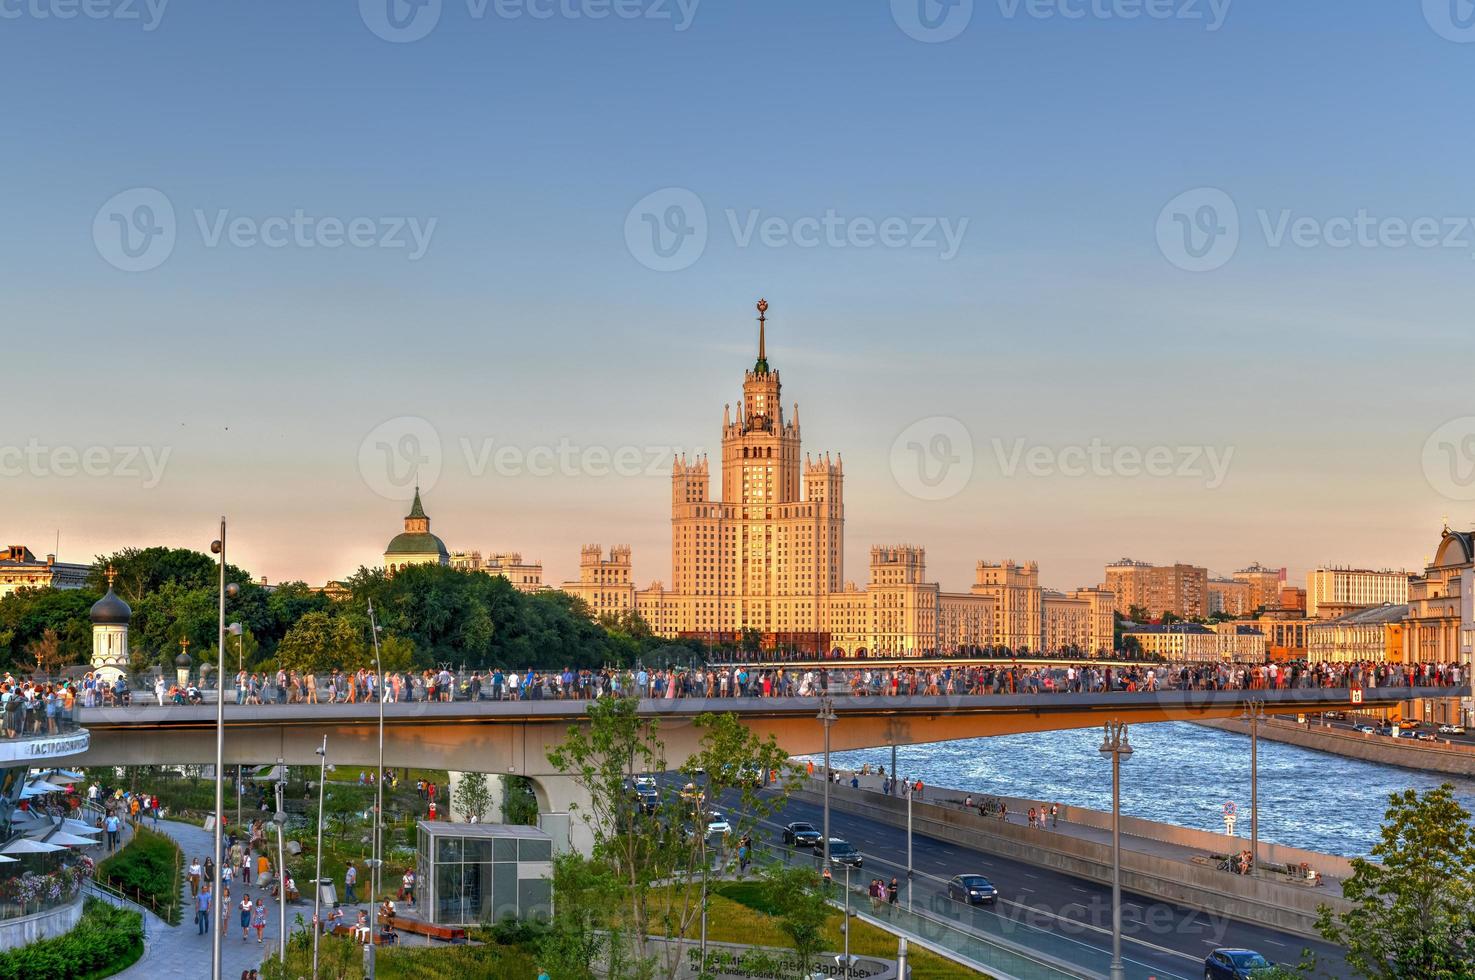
[
  {"xmin": 704, "ymin": 812, "xmax": 732, "ymax": 836},
  {"xmin": 1438, "ymin": 725, "xmax": 1466, "ymax": 735}
]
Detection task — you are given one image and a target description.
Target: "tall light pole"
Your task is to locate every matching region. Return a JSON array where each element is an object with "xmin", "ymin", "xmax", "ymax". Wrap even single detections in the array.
[
  {"xmin": 1098, "ymin": 721, "xmax": 1133, "ymax": 980},
  {"xmin": 367, "ymin": 600, "xmax": 385, "ymax": 979},
  {"xmin": 209, "ymin": 519, "xmax": 236, "ymax": 980},
  {"xmin": 1243, "ymin": 700, "xmax": 1265, "ymax": 878},
  {"xmin": 312, "ymin": 735, "xmax": 328, "ymax": 980},
  {"xmin": 817, "ymin": 694, "xmax": 836, "ymax": 868},
  {"xmin": 273, "ymin": 767, "xmax": 288, "ymax": 964}
]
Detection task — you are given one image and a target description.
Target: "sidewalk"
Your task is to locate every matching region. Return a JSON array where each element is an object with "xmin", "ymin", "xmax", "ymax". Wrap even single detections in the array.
[{"xmin": 113, "ymin": 819, "xmax": 295, "ymax": 980}]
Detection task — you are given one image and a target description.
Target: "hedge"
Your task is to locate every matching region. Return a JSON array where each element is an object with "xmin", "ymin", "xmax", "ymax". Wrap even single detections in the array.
[
  {"xmin": 97, "ymin": 827, "xmax": 182, "ymax": 925},
  {"xmin": 0, "ymin": 898, "xmax": 143, "ymax": 980}
]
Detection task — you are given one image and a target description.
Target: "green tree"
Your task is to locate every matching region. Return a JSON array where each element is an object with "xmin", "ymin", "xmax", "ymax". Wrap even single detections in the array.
[
  {"xmin": 275, "ymin": 611, "xmax": 369, "ymax": 674},
  {"xmin": 759, "ymin": 864, "xmax": 829, "ymax": 974},
  {"xmin": 546, "ymin": 699, "xmax": 797, "ymax": 980},
  {"xmin": 454, "ymin": 772, "xmax": 492, "ymax": 821},
  {"xmin": 536, "ymin": 853, "xmax": 625, "ymax": 980},
  {"xmin": 1315, "ymin": 784, "xmax": 1475, "ymax": 978},
  {"xmin": 502, "ymin": 776, "xmax": 539, "ymax": 826}
]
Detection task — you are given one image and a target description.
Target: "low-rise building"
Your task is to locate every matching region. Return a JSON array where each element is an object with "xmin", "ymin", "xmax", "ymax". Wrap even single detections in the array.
[
  {"xmin": 1306, "ymin": 604, "xmax": 1408, "ymax": 663},
  {"xmin": 451, "ymin": 550, "xmax": 545, "ymax": 593},
  {"xmin": 1122, "ymin": 622, "xmax": 1264, "ymax": 663}
]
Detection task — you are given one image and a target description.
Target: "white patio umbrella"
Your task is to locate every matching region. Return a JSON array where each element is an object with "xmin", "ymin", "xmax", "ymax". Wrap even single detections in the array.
[
  {"xmin": 18, "ymin": 784, "xmax": 58, "ymax": 800},
  {"xmin": 26, "ymin": 831, "xmax": 96, "ymax": 848},
  {"xmin": 0, "ymin": 838, "xmax": 64, "ymax": 855},
  {"xmin": 34, "ymin": 769, "xmax": 83, "ymax": 781}
]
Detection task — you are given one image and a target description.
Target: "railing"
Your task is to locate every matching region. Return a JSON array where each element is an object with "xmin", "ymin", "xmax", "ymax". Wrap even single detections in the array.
[{"xmin": 753, "ymin": 840, "xmax": 1158, "ymax": 980}]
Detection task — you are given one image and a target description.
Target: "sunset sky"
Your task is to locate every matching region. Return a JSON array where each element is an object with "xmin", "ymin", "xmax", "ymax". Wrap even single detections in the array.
[{"xmin": 4, "ymin": 1, "xmax": 1473, "ymax": 591}]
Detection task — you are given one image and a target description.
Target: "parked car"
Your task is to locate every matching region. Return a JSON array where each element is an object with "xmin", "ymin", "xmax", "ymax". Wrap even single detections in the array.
[
  {"xmin": 946, "ymin": 874, "xmax": 999, "ymax": 906},
  {"xmin": 1417, "ymin": 732, "xmax": 1439, "ymax": 742},
  {"xmin": 782, "ymin": 822, "xmax": 822, "ymax": 849},
  {"xmin": 1438, "ymin": 724, "xmax": 1466, "ymax": 735},
  {"xmin": 1204, "ymin": 948, "xmax": 1274, "ymax": 979},
  {"xmin": 826, "ymin": 838, "xmax": 863, "ymax": 868},
  {"xmin": 1354, "ymin": 725, "xmax": 1377, "ymax": 734}
]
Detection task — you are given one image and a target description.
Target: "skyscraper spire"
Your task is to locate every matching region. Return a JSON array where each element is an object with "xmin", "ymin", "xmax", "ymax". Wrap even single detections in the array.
[{"xmin": 754, "ymin": 298, "xmax": 769, "ymax": 374}]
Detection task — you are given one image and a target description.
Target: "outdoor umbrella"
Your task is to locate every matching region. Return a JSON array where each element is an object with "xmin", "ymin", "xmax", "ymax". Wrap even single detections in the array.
[{"xmin": 0, "ymin": 838, "xmax": 64, "ymax": 855}]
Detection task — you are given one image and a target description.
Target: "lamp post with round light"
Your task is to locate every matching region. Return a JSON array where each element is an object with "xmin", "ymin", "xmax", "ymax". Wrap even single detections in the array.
[
  {"xmin": 1098, "ymin": 721, "xmax": 1133, "ymax": 980},
  {"xmin": 209, "ymin": 520, "xmax": 238, "ymax": 980}
]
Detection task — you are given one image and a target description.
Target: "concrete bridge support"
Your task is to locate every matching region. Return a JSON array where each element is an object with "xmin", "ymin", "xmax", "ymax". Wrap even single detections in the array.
[{"xmin": 527, "ymin": 773, "xmax": 594, "ymax": 857}]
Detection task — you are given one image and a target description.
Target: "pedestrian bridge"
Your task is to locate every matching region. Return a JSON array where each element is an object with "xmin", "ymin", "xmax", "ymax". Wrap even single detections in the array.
[{"xmin": 74, "ymin": 685, "xmax": 1454, "ymax": 774}]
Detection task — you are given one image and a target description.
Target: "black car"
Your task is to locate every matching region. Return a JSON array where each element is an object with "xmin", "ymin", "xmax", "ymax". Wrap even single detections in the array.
[
  {"xmin": 946, "ymin": 874, "xmax": 998, "ymax": 905},
  {"xmin": 826, "ymin": 838, "xmax": 862, "ymax": 868},
  {"xmin": 635, "ymin": 787, "xmax": 659, "ymax": 814},
  {"xmin": 783, "ymin": 821, "xmax": 822, "ymax": 849},
  {"xmin": 1204, "ymin": 948, "xmax": 1274, "ymax": 979}
]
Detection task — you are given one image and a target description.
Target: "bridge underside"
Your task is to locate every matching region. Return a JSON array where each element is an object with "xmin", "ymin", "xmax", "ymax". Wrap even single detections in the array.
[{"xmin": 73, "ymin": 687, "xmax": 1451, "ymax": 774}]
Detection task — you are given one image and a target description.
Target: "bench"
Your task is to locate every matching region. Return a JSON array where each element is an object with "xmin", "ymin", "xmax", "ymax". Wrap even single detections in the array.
[
  {"xmin": 381, "ymin": 914, "xmax": 467, "ymax": 943},
  {"xmin": 330, "ymin": 925, "xmax": 393, "ymax": 945}
]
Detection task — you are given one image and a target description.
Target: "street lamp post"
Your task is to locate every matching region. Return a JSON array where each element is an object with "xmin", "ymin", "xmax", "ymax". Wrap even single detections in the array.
[
  {"xmin": 1243, "ymin": 700, "xmax": 1265, "ymax": 878},
  {"xmin": 209, "ymin": 518, "xmax": 236, "ymax": 980},
  {"xmin": 274, "ymin": 769, "xmax": 288, "ymax": 964},
  {"xmin": 228, "ymin": 622, "xmax": 243, "ymax": 829},
  {"xmin": 1098, "ymin": 721, "xmax": 1133, "ymax": 980},
  {"xmin": 817, "ymin": 694, "xmax": 836, "ymax": 868},
  {"xmin": 312, "ymin": 735, "xmax": 328, "ymax": 980},
  {"xmin": 367, "ymin": 600, "xmax": 385, "ymax": 979}
]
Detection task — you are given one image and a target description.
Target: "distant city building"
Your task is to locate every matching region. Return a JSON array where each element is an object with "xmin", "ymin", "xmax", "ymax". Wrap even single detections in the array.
[
  {"xmin": 559, "ymin": 302, "xmax": 1111, "ymax": 657},
  {"xmin": 1306, "ymin": 604, "xmax": 1407, "ymax": 663},
  {"xmin": 383, "ymin": 487, "xmax": 450, "ymax": 574},
  {"xmin": 0, "ymin": 545, "xmax": 89, "ymax": 599},
  {"xmin": 1103, "ymin": 559, "xmax": 1208, "ymax": 619},
  {"xmin": 1306, "ymin": 566, "xmax": 1411, "ymax": 619},
  {"xmin": 450, "ymin": 550, "xmax": 545, "ymax": 593},
  {"xmin": 1207, "ymin": 579, "xmax": 1252, "ymax": 617},
  {"xmin": 1121, "ymin": 622, "xmax": 1264, "ymax": 663},
  {"xmin": 1403, "ymin": 528, "xmax": 1475, "ymax": 665},
  {"xmin": 1233, "ymin": 562, "xmax": 1285, "ymax": 613},
  {"xmin": 1278, "ymin": 585, "xmax": 1307, "ymax": 614}
]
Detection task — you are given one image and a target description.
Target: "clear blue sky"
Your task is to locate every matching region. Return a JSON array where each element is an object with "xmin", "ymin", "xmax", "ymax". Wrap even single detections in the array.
[{"xmin": 4, "ymin": 0, "xmax": 1474, "ymax": 590}]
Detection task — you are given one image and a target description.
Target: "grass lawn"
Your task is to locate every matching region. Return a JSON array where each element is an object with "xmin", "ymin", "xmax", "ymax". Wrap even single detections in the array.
[
  {"xmin": 97, "ymin": 826, "xmax": 184, "ymax": 925},
  {"xmin": 262, "ymin": 930, "xmax": 537, "ymax": 980}
]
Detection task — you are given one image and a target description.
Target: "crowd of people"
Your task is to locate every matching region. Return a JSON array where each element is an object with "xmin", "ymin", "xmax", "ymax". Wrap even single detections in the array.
[{"xmin": 77, "ymin": 657, "xmax": 1467, "ymax": 708}]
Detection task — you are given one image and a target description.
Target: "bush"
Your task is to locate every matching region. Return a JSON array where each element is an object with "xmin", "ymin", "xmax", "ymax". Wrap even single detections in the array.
[
  {"xmin": 0, "ymin": 898, "xmax": 143, "ymax": 980},
  {"xmin": 97, "ymin": 826, "xmax": 182, "ymax": 925}
]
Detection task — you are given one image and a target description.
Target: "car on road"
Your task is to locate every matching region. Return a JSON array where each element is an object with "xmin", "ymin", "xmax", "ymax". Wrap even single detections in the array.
[
  {"xmin": 783, "ymin": 822, "xmax": 823, "ymax": 849},
  {"xmin": 634, "ymin": 774, "xmax": 657, "ymax": 789},
  {"xmin": 1354, "ymin": 724, "xmax": 1377, "ymax": 734},
  {"xmin": 945, "ymin": 874, "xmax": 999, "ymax": 905},
  {"xmin": 704, "ymin": 811, "xmax": 732, "ymax": 836},
  {"xmin": 1417, "ymin": 732, "xmax": 1439, "ymax": 741},
  {"xmin": 1204, "ymin": 948, "xmax": 1274, "ymax": 979},
  {"xmin": 1439, "ymin": 724, "xmax": 1466, "ymax": 735},
  {"xmin": 825, "ymin": 838, "xmax": 863, "ymax": 868},
  {"xmin": 635, "ymin": 786, "xmax": 660, "ymax": 814}
]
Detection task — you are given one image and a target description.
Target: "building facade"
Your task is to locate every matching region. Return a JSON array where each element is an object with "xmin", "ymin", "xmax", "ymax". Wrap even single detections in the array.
[
  {"xmin": 450, "ymin": 550, "xmax": 545, "ymax": 593},
  {"xmin": 1306, "ymin": 604, "xmax": 1408, "ymax": 663},
  {"xmin": 1233, "ymin": 563, "xmax": 1285, "ymax": 614},
  {"xmin": 1121, "ymin": 623, "xmax": 1265, "ymax": 662},
  {"xmin": 0, "ymin": 546, "xmax": 89, "ymax": 599},
  {"xmin": 1208, "ymin": 579, "xmax": 1252, "ymax": 617},
  {"xmin": 1306, "ymin": 566, "xmax": 1411, "ymax": 619},
  {"xmin": 560, "ymin": 303, "xmax": 1113, "ymax": 657},
  {"xmin": 1103, "ymin": 559, "xmax": 1208, "ymax": 619}
]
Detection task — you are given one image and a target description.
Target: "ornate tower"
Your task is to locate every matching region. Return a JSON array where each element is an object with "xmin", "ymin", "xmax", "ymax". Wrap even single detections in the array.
[{"xmin": 90, "ymin": 564, "xmax": 131, "ymax": 683}]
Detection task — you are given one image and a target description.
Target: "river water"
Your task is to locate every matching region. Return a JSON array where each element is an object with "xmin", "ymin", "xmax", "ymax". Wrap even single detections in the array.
[{"xmin": 828, "ymin": 722, "xmax": 1475, "ymax": 858}]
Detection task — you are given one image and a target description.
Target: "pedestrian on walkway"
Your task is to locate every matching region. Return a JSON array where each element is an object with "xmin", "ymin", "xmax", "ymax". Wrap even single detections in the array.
[
  {"xmin": 345, "ymin": 861, "xmax": 358, "ymax": 903},
  {"xmin": 196, "ymin": 882, "xmax": 212, "ymax": 935},
  {"xmin": 104, "ymin": 812, "xmax": 121, "ymax": 851},
  {"xmin": 239, "ymin": 894, "xmax": 254, "ymax": 940},
  {"xmin": 189, "ymin": 856, "xmax": 202, "ymax": 897},
  {"xmin": 252, "ymin": 895, "xmax": 268, "ymax": 944}
]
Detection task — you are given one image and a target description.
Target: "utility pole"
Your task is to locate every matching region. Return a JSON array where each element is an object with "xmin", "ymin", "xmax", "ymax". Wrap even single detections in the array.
[
  {"xmin": 1244, "ymin": 699, "xmax": 1265, "ymax": 878},
  {"xmin": 817, "ymin": 694, "xmax": 836, "ymax": 869},
  {"xmin": 1098, "ymin": 721, "xmax": 1133, "ymax": 980},
  {"xmin": 312, "ymin": 736, "xmax": 328, "ymax": 980}
]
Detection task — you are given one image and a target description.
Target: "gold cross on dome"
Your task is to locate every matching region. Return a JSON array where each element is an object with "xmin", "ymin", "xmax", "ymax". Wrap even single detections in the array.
[
  {"xmin": 179, "ymin": 637, "xmax": 190, "ymax": 654},
  {"xmin": 105, "ymin": 564, "xmax": 117, "ymax": 589}
]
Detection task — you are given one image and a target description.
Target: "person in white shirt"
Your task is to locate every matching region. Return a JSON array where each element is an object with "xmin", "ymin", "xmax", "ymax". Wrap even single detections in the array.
[{"xmin": 154, "ymin": 676, "xmax": 166, "ymax": 706}]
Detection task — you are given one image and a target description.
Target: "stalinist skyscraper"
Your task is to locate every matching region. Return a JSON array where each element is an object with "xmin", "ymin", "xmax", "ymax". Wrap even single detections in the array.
[{"xmin": 562, "ymin": 300, "xmax": 1115, "ymax": 658}]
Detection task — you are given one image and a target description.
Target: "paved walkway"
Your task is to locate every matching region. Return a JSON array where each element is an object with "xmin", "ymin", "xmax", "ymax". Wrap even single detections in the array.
[{"xmin": 113, "ymin": 819, "xmax": 303, "ymax": 980}]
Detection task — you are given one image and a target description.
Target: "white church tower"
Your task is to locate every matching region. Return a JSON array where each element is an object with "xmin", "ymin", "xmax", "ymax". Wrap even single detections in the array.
[{"xmin": 90, "ymin": 564, "xmax": 131, "ymax": 684}]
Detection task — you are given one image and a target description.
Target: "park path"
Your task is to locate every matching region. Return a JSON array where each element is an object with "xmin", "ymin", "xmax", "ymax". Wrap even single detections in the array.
[{"xmin": 113, "ymin": 819, "xmax": 299, "ymax": 980}]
